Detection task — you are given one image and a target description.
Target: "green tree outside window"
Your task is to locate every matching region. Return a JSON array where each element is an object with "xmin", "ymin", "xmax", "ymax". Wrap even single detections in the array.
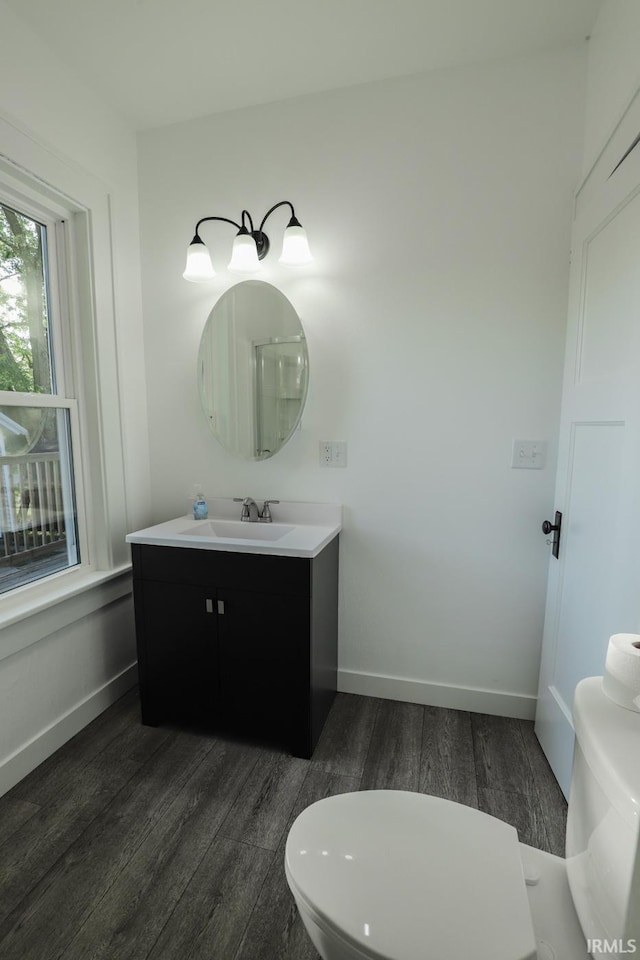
[{"xmin": 0, "ymin": 203, "xmax": 52, "ymax": 395}]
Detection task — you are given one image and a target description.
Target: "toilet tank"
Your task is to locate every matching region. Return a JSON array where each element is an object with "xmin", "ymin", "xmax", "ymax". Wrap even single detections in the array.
[{"xmin": 566, "ymin": 677, "xmax": 640, "ymax": 953}]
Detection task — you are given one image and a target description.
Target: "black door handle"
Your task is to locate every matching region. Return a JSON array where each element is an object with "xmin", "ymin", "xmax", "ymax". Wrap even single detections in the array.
[{"xmin": 541, "ymin": 511, "xmax": 562, "ymax": 559}]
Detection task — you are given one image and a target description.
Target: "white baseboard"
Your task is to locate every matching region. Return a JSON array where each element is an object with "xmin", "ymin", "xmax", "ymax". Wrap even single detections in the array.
[
  {"xmin": 1, "ymin": 664, "xmax": 535, "ymax": 800},
  {"xmin": 0, "ymin": 663, "xmax": 138, "ymax": 798},
  {"xmin": 338, "ymin": 669, "xmax": 536, "ymax": 720}
]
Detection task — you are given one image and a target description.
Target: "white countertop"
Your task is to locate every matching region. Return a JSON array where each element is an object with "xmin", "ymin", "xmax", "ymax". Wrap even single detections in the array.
[{"xmin": 126, "ymin": 499, "xmax": 342, "ymax": 559}]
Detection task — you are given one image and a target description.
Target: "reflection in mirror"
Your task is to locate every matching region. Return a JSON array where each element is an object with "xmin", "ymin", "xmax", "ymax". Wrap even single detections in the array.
[{"xmin": 198, "ymin": 280, "xmax": 309, "ymax": 460}]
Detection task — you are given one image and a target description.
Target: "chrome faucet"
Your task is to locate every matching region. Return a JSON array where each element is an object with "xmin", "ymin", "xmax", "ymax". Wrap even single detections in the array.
[
  {"xmin": 240, "ymin": 497, "xmax": 261, "ymax": 522},
  {"xmin": 233, "ymin": 497, "xmax": 280, "ymax": 522}
]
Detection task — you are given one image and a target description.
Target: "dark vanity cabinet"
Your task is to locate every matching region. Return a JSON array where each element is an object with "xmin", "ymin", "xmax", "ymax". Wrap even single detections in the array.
[{"xmin": 130, "ymin": 537, "xmax": 339, "ymax": 758}]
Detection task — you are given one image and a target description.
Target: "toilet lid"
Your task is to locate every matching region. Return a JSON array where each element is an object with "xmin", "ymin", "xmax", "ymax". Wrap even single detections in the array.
[{"xmin": 285, "ymin": 791, "xmax": 537, "ymax": 960}]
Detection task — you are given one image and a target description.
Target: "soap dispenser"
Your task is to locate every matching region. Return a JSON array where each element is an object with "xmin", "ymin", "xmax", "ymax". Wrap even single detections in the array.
[{"xmin": 193, "ymin": 485, "xmax": 208, "ymax": 520}]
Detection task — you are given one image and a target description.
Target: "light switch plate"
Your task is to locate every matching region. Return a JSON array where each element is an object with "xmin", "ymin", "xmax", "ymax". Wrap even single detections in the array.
[{"xmin": 511, "ymin": 439, "xmax": 546, "ymax": 469}]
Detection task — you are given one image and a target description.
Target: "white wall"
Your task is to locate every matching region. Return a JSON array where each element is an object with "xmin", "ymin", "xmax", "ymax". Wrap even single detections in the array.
[
  {"xmin": 138, "ymin": 47, "xmax": 585, "ymax": 718},
  {"xmin": 0, "ymin": 0, "xmax": 149, "ymax": 795},
  {"xmin": 583, "ymin": 0, "xmax": 640, "ymax": 172}
]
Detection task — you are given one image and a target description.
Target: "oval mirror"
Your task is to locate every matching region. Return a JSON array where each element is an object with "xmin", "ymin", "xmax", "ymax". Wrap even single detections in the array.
[{"xmin": 198, "ymin": 280, "xmax": 309, "ymax": 460}]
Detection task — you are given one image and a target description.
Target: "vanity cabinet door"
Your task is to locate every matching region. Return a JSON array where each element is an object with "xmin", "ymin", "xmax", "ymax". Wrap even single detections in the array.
[
  {"xmin": 216, "ymin": 588, "xmax": 310, "ymax": 747},
  {"xmin": 136, "ymin": 580, "xmax": 219, "ymax": 726},
  {"xmin": 131, "ymin": 538, "xmax": 338, "ymax": 758}
]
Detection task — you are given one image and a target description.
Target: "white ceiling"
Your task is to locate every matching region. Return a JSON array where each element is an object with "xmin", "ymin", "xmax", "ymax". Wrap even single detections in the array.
[{"xmin": 6, "ymin": 0, "xmax": 602, "ymax": 129}]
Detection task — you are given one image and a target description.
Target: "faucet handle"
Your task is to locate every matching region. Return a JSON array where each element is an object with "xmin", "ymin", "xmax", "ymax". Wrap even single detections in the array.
[
  {"xmin": 261, "ymin": 500, "xmax": 280, "ymax": 522},
  {"xmin": 233, "ymin": 497, "xmax": 250, "ymax": 520}
]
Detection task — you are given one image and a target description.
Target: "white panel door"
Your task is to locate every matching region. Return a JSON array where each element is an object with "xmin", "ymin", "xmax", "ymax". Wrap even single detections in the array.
[{"xmin": 535, "ymin": 145, "xmax": 640, "ymax": 797}]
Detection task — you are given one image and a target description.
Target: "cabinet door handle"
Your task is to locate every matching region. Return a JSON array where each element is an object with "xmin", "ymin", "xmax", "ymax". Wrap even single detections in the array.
[{"xmin": 217, "ymin": 600, "xmax": 225, "ymax": 615}]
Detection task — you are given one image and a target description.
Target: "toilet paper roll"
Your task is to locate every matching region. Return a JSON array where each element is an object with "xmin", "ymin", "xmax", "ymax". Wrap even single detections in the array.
[{"xmin": 602, "ymin": 633, "xmax": 640, "ymax": 713}]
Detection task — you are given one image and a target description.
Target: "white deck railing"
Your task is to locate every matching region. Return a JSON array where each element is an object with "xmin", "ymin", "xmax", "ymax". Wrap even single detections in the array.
[{"xmin": 0, "ymin": 452, "xmax": 67, "ymax": 559}]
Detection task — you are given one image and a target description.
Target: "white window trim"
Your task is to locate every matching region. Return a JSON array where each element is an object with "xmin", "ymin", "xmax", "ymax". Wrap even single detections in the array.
[{"xmin": 0, "ymin": 113, "xmax": 132, "ymax": 642}]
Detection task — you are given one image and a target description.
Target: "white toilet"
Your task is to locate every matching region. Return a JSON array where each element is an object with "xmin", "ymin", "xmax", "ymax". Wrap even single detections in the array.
[{"xmin": 285, "ymin": 677, "xmax": 640, "ymax": 960}]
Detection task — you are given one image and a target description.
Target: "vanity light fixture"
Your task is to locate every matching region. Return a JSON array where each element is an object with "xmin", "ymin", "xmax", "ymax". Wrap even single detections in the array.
[{"xmin": 183, "ymin": 200, "xmax": 312, "ymax": 281}]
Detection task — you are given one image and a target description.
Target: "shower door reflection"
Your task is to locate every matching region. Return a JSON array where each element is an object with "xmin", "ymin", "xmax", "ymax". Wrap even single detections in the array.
[{"xmin": 254, "ymin": 337, "xmax": 307, "ymax": 458}]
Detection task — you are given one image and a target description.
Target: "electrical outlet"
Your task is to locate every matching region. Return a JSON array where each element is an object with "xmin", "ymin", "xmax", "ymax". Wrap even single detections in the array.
[
  {"xmin": 319, "ymin": 441, "xmax": 347, "ymax": 468},
  {"xmin": 320, "ymin": 441, "xmax": 333, "ymax": 466}
]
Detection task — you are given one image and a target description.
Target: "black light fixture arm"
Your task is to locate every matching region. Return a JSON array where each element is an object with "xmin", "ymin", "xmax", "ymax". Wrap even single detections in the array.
[
  {"xmin": 240, "ymin": 210, "xmax": 255, "ymax": 233},
  {"xmin": 188, "ymin": 200, "xmax": 304, "ymax": 265},
  {"xmin": 252, "ymin": 201, "xmax": 301, "ymax": 261},
  {"xmin": 258, "ymin": 200, "xmax": 298, "ymax": 233},
  {"xmin": 192, "ymin": 215, "xmax": 242, "ymax": 243}
]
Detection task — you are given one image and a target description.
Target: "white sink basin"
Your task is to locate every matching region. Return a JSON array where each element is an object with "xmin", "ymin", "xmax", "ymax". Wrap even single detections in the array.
[
  {"xmin": 126, "ymin": 499, "xmax": 342, "ymax": 558},
  {"xmin": 182, "ymin": 520, "xmax": 294, "ymax": 541}
]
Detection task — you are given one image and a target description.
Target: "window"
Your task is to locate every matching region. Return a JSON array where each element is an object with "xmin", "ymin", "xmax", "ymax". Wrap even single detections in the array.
[{"xmin": 0, "ymin": 199, "xmax": 83, "ymax": 595}]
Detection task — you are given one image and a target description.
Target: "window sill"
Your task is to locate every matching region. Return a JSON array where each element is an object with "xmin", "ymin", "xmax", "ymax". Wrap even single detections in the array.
[{"xmin": 0, "ymin": 564, "xmax": 133, "ymax": 663}]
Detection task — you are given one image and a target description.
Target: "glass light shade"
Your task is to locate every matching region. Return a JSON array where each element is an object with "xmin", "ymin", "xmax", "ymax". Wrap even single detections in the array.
[
  {"xmin": 228, "ymin": 233, "xmax": 261, "ymax": 273},
  {"xmin": 183, "ymin": 241, "xmax": 215, "ymax": 281},
  {"xmin": 279, "ymin": 224, "xmax": 313, "ymax": 266}
]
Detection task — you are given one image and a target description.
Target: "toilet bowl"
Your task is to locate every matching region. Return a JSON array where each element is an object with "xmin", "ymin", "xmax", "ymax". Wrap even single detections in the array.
[{"xmin": 285, "ymin": 678, "xmax": 640, "ymax": 960}]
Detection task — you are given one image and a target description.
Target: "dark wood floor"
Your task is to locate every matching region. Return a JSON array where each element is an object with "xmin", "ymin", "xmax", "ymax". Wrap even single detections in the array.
[{"xmin": 0, "ymin": 690, "xmax": 567, "ymax": 960}]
